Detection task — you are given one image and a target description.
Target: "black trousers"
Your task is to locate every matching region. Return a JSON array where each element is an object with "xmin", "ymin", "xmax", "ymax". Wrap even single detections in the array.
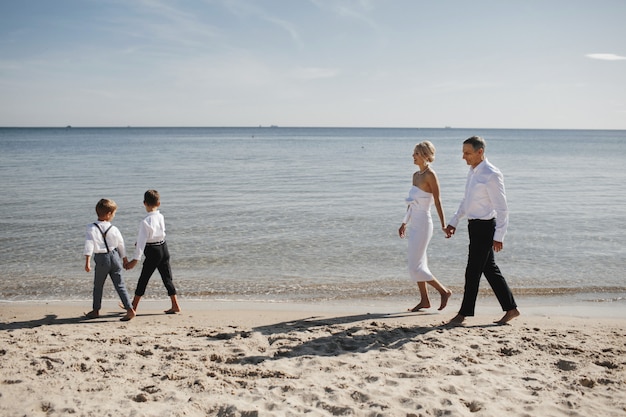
[
  {"xmin": 135, "ymin": 241, "xmax": 177, "ymax": 297},
  {"xmin": 459, "ymin": 219, "xmax": 517, "ymax": 317}
]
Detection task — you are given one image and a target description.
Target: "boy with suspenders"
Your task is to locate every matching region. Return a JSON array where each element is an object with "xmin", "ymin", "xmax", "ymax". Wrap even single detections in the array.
[{"xmin": 83, "ymin": 199, "xmax": 135, "ymax": 321}]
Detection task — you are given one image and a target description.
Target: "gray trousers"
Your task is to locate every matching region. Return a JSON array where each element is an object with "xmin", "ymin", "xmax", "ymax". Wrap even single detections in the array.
[{"xmin": 93, "ymin": 250, "xmax": 133, "ymax": 310}]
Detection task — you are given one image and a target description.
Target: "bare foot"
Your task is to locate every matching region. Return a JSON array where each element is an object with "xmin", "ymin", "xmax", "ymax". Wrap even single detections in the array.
[
  {"xmin": 120, "ymin": 309, "xmax": 135, "ymax": 322},
  {"xmin": 438, "ymin": 289, "xmax": 452, "ymax": 310},
  {"xmin": 131, "ymin": 296, "xmax": 141, "ymax": 312},
  {"xmin": 164, "ymin": 308, "xmax": 181, "ymax": 314},
  {"xmin": 84, "ymin": 310, "xmax": 99, "ymax": 319},
  {"xmin": 408, "ymin": 301, "xmax": 430, "ymax": 312},
  {"xmin": 495, "ymin": 308, "xmax": 520, "ymax": 325},
  {"xmin": 446, "ymin": 314, "xmax": 465, "ymax": 326}
]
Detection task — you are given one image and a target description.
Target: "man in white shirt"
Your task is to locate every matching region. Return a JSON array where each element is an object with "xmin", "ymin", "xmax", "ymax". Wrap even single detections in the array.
[{"xmin": 444, "ymin": 136, "xmax": 520, "ymax": 325}]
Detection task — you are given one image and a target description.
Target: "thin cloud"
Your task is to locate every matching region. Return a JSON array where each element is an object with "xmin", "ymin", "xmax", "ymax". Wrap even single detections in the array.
[
  {"xmin": 107, "ymin": 0, "xmax": 221, "ymax": 51},
  {"xmin": 310, "ymin": 0, "xmax": 380, "ymax": 32},
  {"xmin": 222, "ymin": 0, "xmax": 303, "ymax": 49},
  {"xmin": 585, "ymin": 53, "xmax": 626, "ymax": 61}
]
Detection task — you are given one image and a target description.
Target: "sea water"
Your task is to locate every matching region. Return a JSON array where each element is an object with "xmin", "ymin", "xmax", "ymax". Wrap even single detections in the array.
[{"xmin": 1, "ymin": 127, "xmax": 625, "ymax": 306}]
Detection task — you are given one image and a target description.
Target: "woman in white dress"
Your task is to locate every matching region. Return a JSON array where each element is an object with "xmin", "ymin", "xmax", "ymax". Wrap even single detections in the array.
[{"xmin": 398, "ymin": 141, "xmax": 452, "ymax": 312}]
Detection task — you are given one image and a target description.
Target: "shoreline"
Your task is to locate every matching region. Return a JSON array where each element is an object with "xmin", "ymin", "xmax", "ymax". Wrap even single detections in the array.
[
  {"xmin": 2, "ymin": 293, "xmax": 626, "ymax": 322},
  {"xmin": 2, "ymin": 281, "xmax": 624, "ymax": 311}
]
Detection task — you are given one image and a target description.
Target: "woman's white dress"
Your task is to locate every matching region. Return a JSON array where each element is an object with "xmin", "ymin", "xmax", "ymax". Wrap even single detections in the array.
[{"xmin": 403, "ymin": 186, "xmax": 435, "ymax": 282}]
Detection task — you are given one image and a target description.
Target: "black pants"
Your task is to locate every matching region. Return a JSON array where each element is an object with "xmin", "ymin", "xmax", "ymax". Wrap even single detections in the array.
[
  {"xmin": 135, "ymin": 241, "xmax": 177, "ymax": 297},
  {"xmin": 459, "ymin": 219, "xmax": 517, "ymax": 317}
]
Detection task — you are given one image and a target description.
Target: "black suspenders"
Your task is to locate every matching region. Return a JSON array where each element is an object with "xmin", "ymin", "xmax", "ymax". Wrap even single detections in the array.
[{"xmin": 93, "ymin": 223, "xmax": 113, "ymax": 253}]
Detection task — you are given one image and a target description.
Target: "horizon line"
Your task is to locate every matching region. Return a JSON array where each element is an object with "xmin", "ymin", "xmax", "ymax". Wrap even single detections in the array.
[{"xmin": 1, "ymin": 125, "xmax": 625, "ymax": 131}]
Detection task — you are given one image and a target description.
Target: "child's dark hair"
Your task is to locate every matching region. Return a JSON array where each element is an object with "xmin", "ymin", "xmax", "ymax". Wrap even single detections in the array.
[
  {"xmin": 144, "ymin": 189, "xmax": 160, "ymax": 207},
  {"xmin": 95, "ymin": 199, "xmax": 118, "ymax": 218}
]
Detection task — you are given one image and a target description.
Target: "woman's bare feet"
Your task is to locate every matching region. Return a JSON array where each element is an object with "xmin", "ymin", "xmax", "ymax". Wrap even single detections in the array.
[
  {"xmin": 408, "ymin": 301, "xmax": 430, "ymax": 312},
  {"xmin": 164, "ymin": 308, "xmax": 181, "ymax": 314},
  {"xmin": 438, "ymin": 289, "xmax": 452, "ymax": 310},
  {"xmin": 495, "ymin": 308, "xmax": 520, "ymax": 325}
]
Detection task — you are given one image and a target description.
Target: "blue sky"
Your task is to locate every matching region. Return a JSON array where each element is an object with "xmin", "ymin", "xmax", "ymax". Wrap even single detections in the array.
[{"xmin": 1, "ymin": 0, "xmax": 625, "ymax": 128}]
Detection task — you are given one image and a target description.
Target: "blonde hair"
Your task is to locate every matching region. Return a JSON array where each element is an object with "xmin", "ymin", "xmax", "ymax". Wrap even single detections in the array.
[
  {"xmin": 414, "ymin": 141, "xmax": 436, "ymax": 163},
  {"xmin": 95, "ymin": 199, "xmax": 118, "ymax": 217}
]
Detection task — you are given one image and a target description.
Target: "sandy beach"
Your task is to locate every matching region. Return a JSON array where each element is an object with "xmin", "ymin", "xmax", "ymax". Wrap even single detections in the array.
[{"xmin": 1, "ymin": 300, "xmax": 625, "ymax": 417}]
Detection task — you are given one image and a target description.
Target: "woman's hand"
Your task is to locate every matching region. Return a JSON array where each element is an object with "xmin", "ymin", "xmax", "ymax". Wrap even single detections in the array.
[{"xmin": 444, "ymin": 225, "xmax": 455, "ymax": 238}]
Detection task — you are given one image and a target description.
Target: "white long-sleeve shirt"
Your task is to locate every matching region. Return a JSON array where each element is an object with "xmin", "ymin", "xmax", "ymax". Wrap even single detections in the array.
[
  {"xmin": 84, "ymin": 221, "xmax": 126, "ymax": 257},
  {"xmin": 131, "ymin": 210, "xmax": 166, "ymax": 261},
  {"xmin": 448, "ymin": 158, "xmax": 509, "ymax": 242}
]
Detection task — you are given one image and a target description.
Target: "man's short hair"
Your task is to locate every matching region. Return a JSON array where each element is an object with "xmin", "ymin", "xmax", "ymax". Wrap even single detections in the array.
[{"xmin": 464, "ymin": 136, "xmax": 486, "ymax": 151}]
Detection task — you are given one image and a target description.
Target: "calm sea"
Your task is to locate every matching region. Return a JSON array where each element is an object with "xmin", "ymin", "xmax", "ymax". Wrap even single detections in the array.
[{"xmin": 1, "ymin": 127, "xmax": 625, "ymax": 307}]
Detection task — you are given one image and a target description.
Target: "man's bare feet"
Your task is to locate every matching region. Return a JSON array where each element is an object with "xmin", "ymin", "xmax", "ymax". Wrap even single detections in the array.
[
  {"xmin": 408, "ymin": 301, "xmax": 430, "ymax": 312},
  {"xmin": 438, "ymin": 289, "xmax": 452, "ymax": 310},
  {"xmin": 446, "ymin": 314, "xmax": 465, "ymax": 326},
  {"xmin": 495, "ymin": 308, "xmax": 520, "ymax": 325},
  {"xmin": 84, "ymin": 310, "xmax": 99, "ymax": 319},
  {"xmin": 164, "ymin": 308, "xmax": 181, "ymax": 314}
]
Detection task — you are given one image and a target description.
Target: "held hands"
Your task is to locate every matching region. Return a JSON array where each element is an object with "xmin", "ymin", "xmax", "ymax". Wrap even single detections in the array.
[
  {"xmin": 403, "ymin": 223, "xmax": 459, "ymax": 240},
  {"xmin": 123, "ymin": 258, "xmax": 138, "ymax": 270},
  {"xmin": 441, "ymin": 225, "xmax": 503, "ymax": 250},
  {"xmin": 403, "ymin": 223, "xmax": 457, "ymax": 239}
]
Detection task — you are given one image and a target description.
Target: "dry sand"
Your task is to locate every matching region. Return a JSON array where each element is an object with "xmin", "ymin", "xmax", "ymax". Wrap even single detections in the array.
[{"xmin": 1, "ymin": 300, "xmax": 625, "ymax": 417}]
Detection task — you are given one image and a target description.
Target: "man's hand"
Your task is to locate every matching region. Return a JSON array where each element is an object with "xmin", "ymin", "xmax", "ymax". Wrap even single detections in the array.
[{"xmin": 444, "ymin": 225, "xmax": 456, "ymax": 238}]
